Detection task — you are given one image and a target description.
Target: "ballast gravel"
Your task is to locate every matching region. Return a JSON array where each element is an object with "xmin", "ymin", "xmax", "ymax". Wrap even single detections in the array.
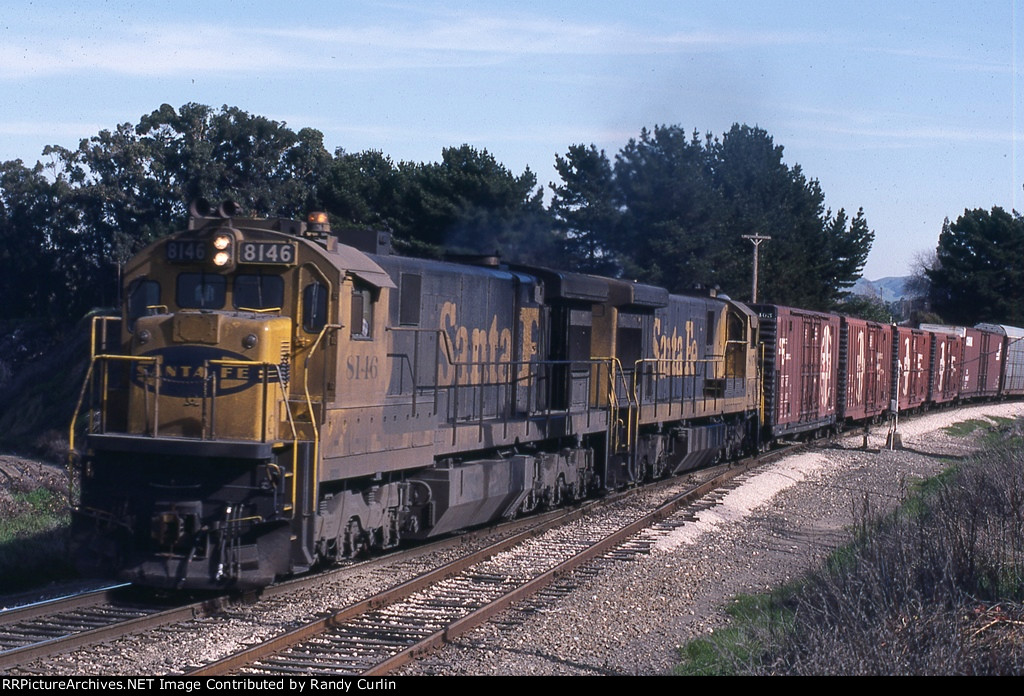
[
  {"xmin": 398, "ymin": 402, "xmax": 1024, "ymax": 676},
  {"xmin": 9, "ymin": 402, "xmax": 1021, "ymax": 675}
]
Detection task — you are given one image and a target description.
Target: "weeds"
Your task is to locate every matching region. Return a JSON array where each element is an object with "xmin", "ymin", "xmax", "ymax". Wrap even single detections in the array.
[{"xmin": 678, "ymin": 423, "xmax": 1024, "ymax": 675}]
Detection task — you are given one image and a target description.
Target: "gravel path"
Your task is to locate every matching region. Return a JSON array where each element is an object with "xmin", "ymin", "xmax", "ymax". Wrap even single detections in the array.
[{"xmin": 398, "ymin": 402, "xmax": 1024, "ymax": 675}]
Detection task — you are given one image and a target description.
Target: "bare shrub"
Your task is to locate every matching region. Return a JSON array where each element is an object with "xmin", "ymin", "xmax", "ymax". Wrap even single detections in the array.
[{"xmin": 727, "ymin": 436, "xmax": 1024, "ymax": 675}]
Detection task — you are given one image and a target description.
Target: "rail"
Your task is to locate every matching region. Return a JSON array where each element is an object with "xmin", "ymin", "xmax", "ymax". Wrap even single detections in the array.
[{"xmin": 69, "ymin": 354, "xmax": 162, "ymax": 452}]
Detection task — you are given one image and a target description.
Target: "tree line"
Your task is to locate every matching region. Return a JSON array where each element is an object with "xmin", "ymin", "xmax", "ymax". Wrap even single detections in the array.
[
  {"xmin": 925, "ymin": 206, "xmax": 1024, "ymax": 327},
  {"xmin": 1, "ymin": 103, "xmax": 880, "ymax": 322}
]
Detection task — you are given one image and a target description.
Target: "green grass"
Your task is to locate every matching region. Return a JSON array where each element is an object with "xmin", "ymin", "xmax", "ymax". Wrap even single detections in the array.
[
  {"xmin": 675, "ymin": 592, "xmax": 796, "ymax": 675},
  {"xmin": 0, "ymin": 489, "xmax": 66, "ymax": 541},
  {"xmin": 942, "ymin": 418, "xmax": 990, "ymax": 437},
  {"xmin": 942, "ymin": 415, "xmax": 1020, "ymax": 445},
  {"xmin": 0, "ymin": 488, "xmax": 76, "ymax": 592},
  {"xmin": 676, "ymin": 418, "xmax": 1024, "ymax": 675}
]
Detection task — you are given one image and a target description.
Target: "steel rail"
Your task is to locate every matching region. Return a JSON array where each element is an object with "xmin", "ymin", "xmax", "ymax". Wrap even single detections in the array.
[
  {"xmin": 188, "ymin": 450, "xmax": 776, "ymax": 677},
  {"xmin": 0, "ymin": 592, "xmax": 227, "ymax": 671},
  {"xmin": 0, "ymin": 584, "xmax": 129, "ymax": 624}
]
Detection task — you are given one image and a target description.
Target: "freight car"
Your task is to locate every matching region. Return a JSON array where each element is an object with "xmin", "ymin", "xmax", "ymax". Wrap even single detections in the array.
[
  {"xmin": 975, "ymin": 324, "xmax": 1024, "ymax": 396},
  {"xmin": 69, "ymin": 203, "xmax": 760, "ymax": 589}
]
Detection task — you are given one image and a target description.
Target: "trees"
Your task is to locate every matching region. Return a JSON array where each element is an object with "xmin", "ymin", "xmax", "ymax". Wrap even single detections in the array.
[
  {"xmin": 2, "ymin": 106, "xmax": 877, "ymax": 321},
  {"xmin": 135, "ymin": 103, "xmax": 331, "ymax": 218},
  {"xmin": 611, "ymin": 127, "xmax": 723, "ymax": 292},
  {"xmin": 0, "ymin": 104, "xmax": 331, "ymax": 320},
  {"xmin": 393, "ymin": 145, "xmax": 556, "ymax": 265},
  {"xmin": 318, "ymin": 144, "xmax": 557, "ymax": 265},
  {"xmin": 549, "ymin": 144, "xmax": 619, "ymax": 275},
  {"xmin": 927, "ymin": 207, "xmax": 1024, "ymax": 326},
  {"xmin": 550, "ymin": 124, "xmax": 874, "ymax": 309},
  {"xmin": 0, "ymin": 160, "xmax": 80, "ymax": 319}
]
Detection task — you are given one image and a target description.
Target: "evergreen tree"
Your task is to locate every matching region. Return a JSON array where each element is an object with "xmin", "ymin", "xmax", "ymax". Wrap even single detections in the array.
[
  {"xmin": 392, "ymin": 145, "xmax": 557, "ymax": 265},
  {"xmin": 927, "ymin": 207, "xmax": 1024, "ymax": 325},
  {"xmin": 552, "ymin": 124, "xmax": 874, "ymax": 307},
  {"xmin": 549, "ymin": 144, "xmax": 620, "ymax": 275}
]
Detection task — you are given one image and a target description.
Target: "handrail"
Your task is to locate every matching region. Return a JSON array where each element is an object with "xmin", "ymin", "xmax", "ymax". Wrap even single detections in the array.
[
  {"xmin": 303, "ymin": 323, "xmax": 341, "ymax": 511},
  {"xmin": 89, "ymin": 315, "xmax": 121, "ymax": 360},
  {"xmin": 68, "ymin": 354, "xmax": 161, "ymax": 454},
  {"xmin": 236, "ymin": 306, "xmax": 283, "ymax": 314},
  {"xmin": 204, "ymin": 359, "xmax": 298, "ymax": 442},
  {"xmin": 591, "ymin": 355, "xmax": 632, "ymax": 453}
]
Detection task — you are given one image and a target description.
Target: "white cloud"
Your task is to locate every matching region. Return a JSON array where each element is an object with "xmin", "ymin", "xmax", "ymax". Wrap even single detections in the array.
[{"xmin": 0, "ymin": 13, "xmax": 820, "ymax": 80}]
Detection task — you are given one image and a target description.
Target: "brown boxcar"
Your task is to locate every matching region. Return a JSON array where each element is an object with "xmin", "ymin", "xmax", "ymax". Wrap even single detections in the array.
[
  {"xmin": 839, "ymin": 317, "xmax": 892, "ymax": 423},
  {"xmin": 920, "ymin": 324, "xmax": 964, "ymax": 404},
  {"xmin": 976, "ymin": 323, "xmax": 1024, "ymax": 396},
  {"xmin": 755, "ymin": 305, "xmax": 841, "ymax": 438},
  {"xmin": 893, "ymin": 326, "xmax": 932, "ymax": 411},
  {"xmin": 960, "ymin": 326, "xmax": 1002, "ymax": 398}
]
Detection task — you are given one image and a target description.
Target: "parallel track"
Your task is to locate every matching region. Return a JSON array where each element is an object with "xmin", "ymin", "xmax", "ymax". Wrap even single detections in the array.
[
  {"xmin": 2, "ymin": 443, "xmax": 804, "ymax": 674},
  {"xmin": 0, "ymin": 586, "xmax": 225, "ymax": 671},
  {"xmin": 188, "ymin": 450, "xmax": 779, "ymax": 676}
]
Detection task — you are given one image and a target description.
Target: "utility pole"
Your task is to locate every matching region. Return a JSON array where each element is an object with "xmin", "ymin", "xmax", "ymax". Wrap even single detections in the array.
[{"xmin": 741, "ymin": 233, "xmax": 771, "ymax": 303}]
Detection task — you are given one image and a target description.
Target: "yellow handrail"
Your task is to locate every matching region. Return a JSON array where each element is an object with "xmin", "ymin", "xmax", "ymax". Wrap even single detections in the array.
[
  {"xmin": 303, "ymin": 323, "xmax": 342, "ymax": 510},
  {"xmin": 68, "ymin": 354, "xmax": 161, "ymax": 454}
]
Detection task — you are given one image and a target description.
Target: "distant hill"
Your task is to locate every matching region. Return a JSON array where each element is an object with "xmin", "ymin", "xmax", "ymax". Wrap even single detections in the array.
[{"xmin": 853, "ymin": 276, "xmax": 916, "ymax": 303}]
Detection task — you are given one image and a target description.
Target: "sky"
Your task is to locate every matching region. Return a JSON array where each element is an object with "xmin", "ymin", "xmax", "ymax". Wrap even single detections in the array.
[{"xmin": 1, "ymin": 0, "xmax": 1021, "ymax": 280}]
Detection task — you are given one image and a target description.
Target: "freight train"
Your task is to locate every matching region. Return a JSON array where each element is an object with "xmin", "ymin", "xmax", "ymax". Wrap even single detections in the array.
[{"xmin": 68, "ymin": 203, "xmax": 1024, "ymax": 590}]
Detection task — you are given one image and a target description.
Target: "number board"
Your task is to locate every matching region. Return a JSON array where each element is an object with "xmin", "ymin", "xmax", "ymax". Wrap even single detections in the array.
[
  {"xmin": 239, "ymin": 241, "xmax": 296, "ymax": 265},
  {"xmin": 165, "ymin": 240, "xmax": 207, "ymax": 263}
]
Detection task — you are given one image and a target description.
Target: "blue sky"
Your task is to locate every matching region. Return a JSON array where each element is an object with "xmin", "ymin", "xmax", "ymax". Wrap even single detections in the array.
[{"xmin": 1, "ymin": 0, "xmax": 1021, "ymax": 280}]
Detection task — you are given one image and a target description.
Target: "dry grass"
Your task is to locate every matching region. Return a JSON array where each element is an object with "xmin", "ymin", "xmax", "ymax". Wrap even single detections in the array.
[{"xmin": 680, "ymin": 420, "xmax": 1024, "ymax": 675}]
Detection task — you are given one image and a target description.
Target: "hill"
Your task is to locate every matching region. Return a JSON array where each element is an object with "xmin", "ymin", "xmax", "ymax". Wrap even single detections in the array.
[{"xmin": 852, "ymin": 275, "xmax": 914, "ymax": 302}]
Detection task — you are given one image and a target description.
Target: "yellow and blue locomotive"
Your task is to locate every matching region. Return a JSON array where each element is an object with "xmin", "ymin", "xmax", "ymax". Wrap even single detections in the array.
[{"xmin": 70, "ymin": 203, "xmax": 761, "ymax": 589}]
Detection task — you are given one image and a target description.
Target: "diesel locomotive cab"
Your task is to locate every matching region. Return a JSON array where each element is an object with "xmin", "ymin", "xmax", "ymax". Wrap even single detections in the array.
[{"xmin": 71, "ymin": 204, "xmax": 335, "ymax": 589}]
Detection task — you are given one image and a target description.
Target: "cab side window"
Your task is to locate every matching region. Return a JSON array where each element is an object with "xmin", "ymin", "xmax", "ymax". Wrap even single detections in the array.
[
  {"xmin": 350, "ymin": 285, "xmax": 373, "ymax": 339},
  {"xmin": 303, "ymin": 282, "xmax": 328, "ymax": 333}
]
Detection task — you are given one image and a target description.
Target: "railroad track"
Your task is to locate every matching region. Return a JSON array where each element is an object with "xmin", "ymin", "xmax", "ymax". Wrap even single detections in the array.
[
  {"xmin": 0, "ymin": 585, "xmax": 228, "ymax": 672},
  {"xmin": 187, "ymin": 451, "xmax": 774, "ymax": 676},
  {"xmin": 1, "ymin": 443, "xmax": 801, "ymax": 675},
  {"xmin": 0, "ymin": 505, "xmax": 581, "ymax": 673}
]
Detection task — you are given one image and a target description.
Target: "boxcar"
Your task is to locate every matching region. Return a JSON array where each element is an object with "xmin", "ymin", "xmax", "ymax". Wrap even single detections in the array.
[
  {"xmin": 920, "ymin": 324, "xmax": 963, "ymax": 404},
  {"xmin": 961, "ymin": 326, "xmax": 1002, "ymax": 399},
  {"xmin": 755, "ymin": 305, "xmax": 841, "ymax": 438},
  {"xmin": 975, "ymin": 323, "xmax": 1024, "ymax": 397},
  {"xmin": 893, "ymin": 326, "xmax": 932, "ymax": 411},
  {"xmin": 839, "ymin": 317, "xmax": 892, "ymax": 423}
]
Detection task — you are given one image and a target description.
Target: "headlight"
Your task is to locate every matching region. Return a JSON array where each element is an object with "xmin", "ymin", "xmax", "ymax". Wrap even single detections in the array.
[
  {"xmin": 213, "ymin": 234, "xmax": 232, "ymax": 250},
  {"xmin": 213, "ymin": 251, "xmax": 231, "ymax": 266}
]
